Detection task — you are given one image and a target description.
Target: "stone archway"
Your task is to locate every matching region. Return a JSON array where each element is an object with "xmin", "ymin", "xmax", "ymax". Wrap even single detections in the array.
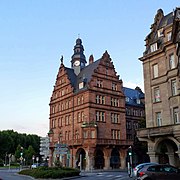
[
  {"xmin": 110, "ymin": 148, "xmax": 120, "ymax": 169},
  {"xmin": 76, "ymin": 148, "xmax": 86, "ymax": 170},
  {"xmin": 155, "ymin": 138, "xmax": 179, "ymax": 167},
  {"xmin": 94, "ymin": 149, "xmax": 105, "ymax": 169}
]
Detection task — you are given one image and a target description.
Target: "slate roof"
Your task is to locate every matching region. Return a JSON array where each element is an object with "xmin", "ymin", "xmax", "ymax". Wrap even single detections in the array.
[
  {"xmin": 158, "ymin": 12, "xmax": 173, "ymax": 29},
  {"xmin": 64, "ymin": 59, "xmax": 101, "ymax": 92},
  {"xmin": 122, "ymin": 87, "xmax": 144, "ymax": 107}
]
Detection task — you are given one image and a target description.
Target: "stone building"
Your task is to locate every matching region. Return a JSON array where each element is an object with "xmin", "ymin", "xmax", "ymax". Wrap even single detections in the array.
[
  {"xmin": 123, "ymin": 87, "xmax": 145, "ymax": 141},
  {"xmin": 48, "ymin": 38, "xmax": 132, "ymax": 170},
  {"xmin": 137, "ymin": 9, "xmax": 180, "ymax": 167}
]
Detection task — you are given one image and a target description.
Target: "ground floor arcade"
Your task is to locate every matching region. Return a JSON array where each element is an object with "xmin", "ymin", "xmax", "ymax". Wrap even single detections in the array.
[
  {"xmin": 137, "ymin": 125, "xmax": 180, "ymax": 168},
  {"xmin": 49, "ymin": 145, "xmax": 129, "ymax": 170}
]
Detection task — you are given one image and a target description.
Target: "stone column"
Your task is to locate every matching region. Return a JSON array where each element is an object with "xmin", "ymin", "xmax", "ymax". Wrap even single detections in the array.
[
  {"xmin": 147, "ymin": 151, "xmax": 159, "ymax": 163},
  {"xmin": 166, "ymin": 153, "xmax": 175, "ymax": 166},
  {"xmin": 120, "ymin": 149, "xmax": 126, "ymax": 169},
  {"xmin": 104, "ymin": 156, "xmax": 110, "ymax": 170}
]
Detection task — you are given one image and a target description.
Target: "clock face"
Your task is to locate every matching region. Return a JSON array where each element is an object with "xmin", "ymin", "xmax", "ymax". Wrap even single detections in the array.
[{"xmin": 74, "ymin": 60, "xmax": 80, "ymax": 66}]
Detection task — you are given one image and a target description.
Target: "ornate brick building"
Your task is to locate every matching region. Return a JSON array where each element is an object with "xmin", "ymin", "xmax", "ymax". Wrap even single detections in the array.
[
  {"xmin": 48, "ymin": 38, "xmax": 132, "ymax": 170},
  {"xmin": 137, "ymin": 9, "xmax": 180, "ymax": 167}
]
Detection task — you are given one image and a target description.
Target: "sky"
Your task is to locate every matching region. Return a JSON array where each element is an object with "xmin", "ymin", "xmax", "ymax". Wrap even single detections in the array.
[{"xmin": 0, "ymin": 0, "xmax": 179, "ymax": 137}]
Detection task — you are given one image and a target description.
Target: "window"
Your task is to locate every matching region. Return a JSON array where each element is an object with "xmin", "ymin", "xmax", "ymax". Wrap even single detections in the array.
[
  {"xmin": 169, "ymin": 54, "xmax": 175, "ymax": 69},
  {"xmin": 171, "ymin": 80, "xmax": 177, "ymax": 96},
  {"xmin": 150, "ymin": 43, "xmax": 157, "ymax": 52},
  {"xmin": 77, "ymin": 97, "xmax": 80, "ymax": 105},
  {"xmin": 91, "ymin": 131, "xmax": 95, "ymax": 138},
  {"xmin": 111, "ymin": 97, "xmax": 119, "ymax": 106},
  {"xmin": 136, "ymin": 99, "xmax": 140, "ymax": 104},
  {"xmin": 153, "ymin": 64, "xmax": 158, "ymax": 78},
  {"xmin": 111, "ymin": 129, "xmax": 120, "ymax": 139},
  {"xmin": 156, "ymin": 112, "xmax": 162, "ymax": 126},
  {"xmin": 154, "ymin": 87, "xmax": 161, "ymax": 102},
  {"xmin": 111, "ymin": 113, "xmax": 119, "ymax": 123},
  {"xmin": 83, "ymin": 131, "xmax": 88, "ymax": 138},
  {"xmin": 173, "ymin": 107, "xmax": 179, "ymax": 124},
  {"xmin": 65, "ymin": 116, "xmax": 69, "ymax": 125},
  {"xmin": 167, "ymin": 31, "xmax": 172, "ymax": 41},
  {"xmin": 158, "ymin": 28, "xmax": 163, "ymax": 37},
  {"xmin": 77, "ymin": 112, "xmax": 81, "ymax": 122},
  {"xmin": 52, "ymin": 106, "xmax": 56, "ymax": 114},
  {"xmin": 81, "ymin": 112, "xmax": 84, "ymax": 122},
  {"xmin": 65, "ymin": 131, "xmax": 68, "ymax": 140},
  {"xmin": 97, "ymin": 79, "xmax": 103, "ymax": 87},
  {"xmin": 75, "ymin": 130, "xmax": 79, "ymax": 139},
  {"xmin": 59, "ymin": 132, "xmax": 63, "ymax": 142},
  {"xmin": 112, "ymin": 83, "xmax": 117, "ymax": 91},
  {"xmin": 96, "ymin": 95, "xmax": 105, "ymax": 104},
  {"xmin": 125, "ymin": 97, "xmax": 130, "ymax": 102},
  {"xmin": 52, "ymin": 119, "xmax": 56, "ymax": 128},
  {"xmin": 58, "ymin": 117, "xmax": 63, "ymax": 127},
  {"xmin": 79, "ymin": 82, "xmax": 84, "ymax": 89},
  {"xmin": 96, "ymin": 111, "xmax": 105, "ymax": 122}
]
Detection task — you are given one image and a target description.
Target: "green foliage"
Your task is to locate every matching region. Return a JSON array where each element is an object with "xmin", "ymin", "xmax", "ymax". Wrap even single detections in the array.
[
  {"xmin": 19, "ymin": 167, "xmax": 80, "ymax": 179},
  {"xmin": 0, "ymin": 130, "xmax": 40, "ymax": 164}
]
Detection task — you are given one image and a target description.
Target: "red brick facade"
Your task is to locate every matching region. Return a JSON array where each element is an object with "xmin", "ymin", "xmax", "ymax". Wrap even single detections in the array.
[{"xmin": 48, "ymin": 39, "xmax": 132, "ymax": 170}]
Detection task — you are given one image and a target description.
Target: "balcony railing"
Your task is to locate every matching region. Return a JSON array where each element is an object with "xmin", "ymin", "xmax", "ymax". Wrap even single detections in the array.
[
  {"xmin": 96, "ymin": 139, "xmax": 132, "ymax": 146},
  {"xmin": 137, "ymin": 124, "xmax": 178, "ymax": 138}
]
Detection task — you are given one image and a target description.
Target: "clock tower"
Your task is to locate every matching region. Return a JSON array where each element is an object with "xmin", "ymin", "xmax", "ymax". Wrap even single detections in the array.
[{"xmin": 71, "ymin": 38, "xmax": 87, "ymax": 75}]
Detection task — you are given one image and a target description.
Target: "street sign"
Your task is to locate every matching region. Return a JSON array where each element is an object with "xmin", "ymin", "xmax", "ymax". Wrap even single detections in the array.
[{"xmin": 55, "ymin": 143, "xmax": 68, "ymax": 148}]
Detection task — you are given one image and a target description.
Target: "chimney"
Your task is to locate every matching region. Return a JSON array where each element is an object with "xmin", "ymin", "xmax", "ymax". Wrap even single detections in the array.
[{"xmin": 89, "ymin": 54, "xmax": 94, "ymax": 64}]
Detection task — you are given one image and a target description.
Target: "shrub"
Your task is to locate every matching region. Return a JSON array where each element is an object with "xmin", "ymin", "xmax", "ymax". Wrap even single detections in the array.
[{"xmin": 19, "ymin": 167, "xmax": 80, "ymax": 179}]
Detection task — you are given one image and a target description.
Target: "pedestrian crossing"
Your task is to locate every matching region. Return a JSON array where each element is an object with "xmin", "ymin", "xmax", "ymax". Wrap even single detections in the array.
[{"xmin": 95, "ymin": 173, "xmax": 129, "ymax": 179}]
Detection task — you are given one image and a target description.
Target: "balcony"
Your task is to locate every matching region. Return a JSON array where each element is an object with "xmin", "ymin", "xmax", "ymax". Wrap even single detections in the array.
[
  {"xmin": 96, "ymin": 139, "xmax": 132, "ymax": 146},
  {"xmin": 137, "ymin": 124, "xmax": 180, "ymax": 139}
]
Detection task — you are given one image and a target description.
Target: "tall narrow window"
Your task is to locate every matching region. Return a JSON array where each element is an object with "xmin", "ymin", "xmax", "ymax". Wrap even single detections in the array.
[
  {"xmin": 171, "ymin": 80, "xmax": 177, "ymax": 96},
  {"xmin": 154, "ymin": 87, "xmax": 160, "ymax": 102},
  {"xmin": 112, "ymin": 83, "xmax": 117, "ymax": 91},
  {"xmin": 167, "ymin": 31, "xmax": 172, "ymax": 41},
  {"xmin": 153, "ymin": 64, "xmax": 158, "ymax": 78},
  {"xmin": 173, "ymin": 107, "xmax": 179, "ymax": 124},
  {"xmin": 97, "ymin": 79, "xmax": 103, "ymax": 87},
  {"xmin": 169, "ymin": 54, "xmax": 175, "ymax": 69},
  {"xmin": 96, "ymin": 111, "xmax": 105, "ymax": 122},
  {"xmin": 150, "ymin": 43, "xmax": 157, "ymax": 52},
  {"xmin": 156, "ymin": 112, "xmax": 162, "ymax": 126}
]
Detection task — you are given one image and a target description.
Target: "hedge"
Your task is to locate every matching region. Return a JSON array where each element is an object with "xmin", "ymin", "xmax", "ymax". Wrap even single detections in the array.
[{"xmin": 19, "ymin": 167, "xmax": 80, "ymax": 179}]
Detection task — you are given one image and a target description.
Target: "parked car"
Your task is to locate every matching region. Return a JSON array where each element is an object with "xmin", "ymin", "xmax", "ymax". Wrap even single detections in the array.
[
  {"xmin": 137, "ymin": 164, "xmax": 180, "ymax": 180},
  {"xmin": 133, "ymin": 162, "xmax": 158, "ymax": 178}
]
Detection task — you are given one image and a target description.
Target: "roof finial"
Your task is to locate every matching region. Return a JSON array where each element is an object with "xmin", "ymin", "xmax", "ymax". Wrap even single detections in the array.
[
  {"xmin": 60, "ymin": 55, "xmax": 63, "ymax": 64},
  {"xmin": 78, "ymin": 33, "xmax": 80, "ymax": 39}
]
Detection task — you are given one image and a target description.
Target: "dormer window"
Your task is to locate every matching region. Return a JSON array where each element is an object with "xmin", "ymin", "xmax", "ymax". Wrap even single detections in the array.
[
  {"xmin": 79, "ymin": 82, "xmax": 84, "ymax": 89},
  {"xmin": 125, "ymin": 97, "xmax": 130, "ymax": 102},
  {"xmin": 158, "ymin": 28, "xmax": 163, "ymax": 37},
  {"xmin": 150, "ymin": 43, "xmax": 157, "ymax": 52},
  {"xmin": 167, "ymin": 31, "xmax": 172, "ymax": 41},
  {"xmin": 136, "ymin": 99, "xmax": 140, "ymax": 104}
]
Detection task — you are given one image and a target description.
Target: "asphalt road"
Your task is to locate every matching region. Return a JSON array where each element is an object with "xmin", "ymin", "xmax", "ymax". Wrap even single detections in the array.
[
  {"xmin": 0, "ymin": 169, "xmax": 132, "ymax": 180},
  {"xmin": 0, "ymin": 169, "xmax": 33, "ymax": 180}
]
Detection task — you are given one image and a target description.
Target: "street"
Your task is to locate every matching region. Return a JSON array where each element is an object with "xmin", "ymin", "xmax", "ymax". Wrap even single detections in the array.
[
  {"xmin": 0, "ymin": 169, "xmax": 132, "ymax": 180},
  {"xmin": 79, "ymin": 171, "xmax": 131, "ymax": 180},
  {"xmin": 0, "ymin": 169, "xmax": 33, "ymax": 180}
]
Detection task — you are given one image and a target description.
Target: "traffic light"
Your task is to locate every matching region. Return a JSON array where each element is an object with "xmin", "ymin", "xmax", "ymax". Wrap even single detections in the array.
[{"xmin": 128, "ymin": 146, "xmax": 132, "ymax": 156}]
